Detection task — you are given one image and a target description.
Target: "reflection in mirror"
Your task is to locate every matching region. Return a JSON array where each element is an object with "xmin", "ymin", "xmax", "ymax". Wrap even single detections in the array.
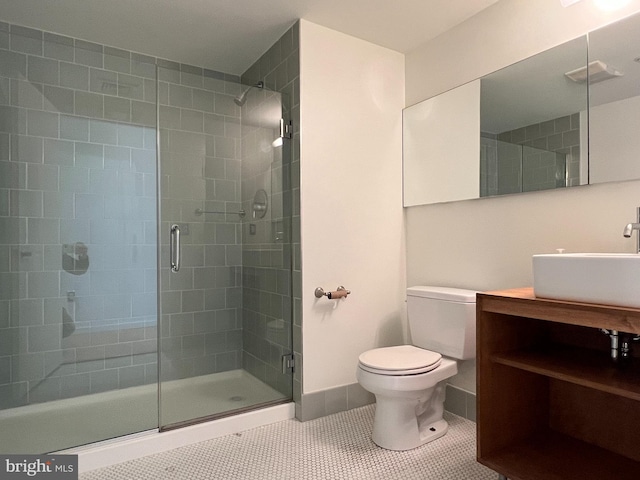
[
  {"xmin": 480, "ymin": 36, "xmax": 588, "ymax": 197},
  {"xmin": 588, "ymin": 13, "xmax": 640, "ymax": 185}
]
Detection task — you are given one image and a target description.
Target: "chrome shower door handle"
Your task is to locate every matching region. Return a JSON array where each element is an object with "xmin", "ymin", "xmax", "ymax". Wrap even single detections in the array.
[{"xmin": 170, "ymin": 224, "xmax": 180, "ymax": 272}]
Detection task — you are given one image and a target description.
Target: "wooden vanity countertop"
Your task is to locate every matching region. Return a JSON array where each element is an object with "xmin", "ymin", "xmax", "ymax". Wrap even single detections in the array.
[{"xmin": 477, "ymin": 287, "xmax": 640, "ymax": 334}]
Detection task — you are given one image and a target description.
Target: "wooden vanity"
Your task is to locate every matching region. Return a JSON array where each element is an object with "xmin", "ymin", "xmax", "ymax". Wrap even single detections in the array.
[{"xmin": 477, "ymin": 288, "xmax": 640, "ymax": 480}]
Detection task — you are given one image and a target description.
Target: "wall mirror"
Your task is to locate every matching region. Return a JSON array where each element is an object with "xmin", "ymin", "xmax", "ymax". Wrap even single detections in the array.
[
  {"xmin": 403, "ymin": 10, "xmax": 640, "ymax": 206},
  {"xmin": 588, "ymin": 13, "xmax": 640, "ymax": 185}
]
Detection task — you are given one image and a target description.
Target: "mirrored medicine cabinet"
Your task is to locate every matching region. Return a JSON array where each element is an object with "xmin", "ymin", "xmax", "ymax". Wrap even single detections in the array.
[{"xmin": 403, "ymin": 11, "xmax": 640, "ymax": 207}]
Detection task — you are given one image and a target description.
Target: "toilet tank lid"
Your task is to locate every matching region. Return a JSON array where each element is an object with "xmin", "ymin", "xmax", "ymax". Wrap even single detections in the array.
[{"xmin": 407, "ymin": 286, "xmax": 478, "ymax": 303}]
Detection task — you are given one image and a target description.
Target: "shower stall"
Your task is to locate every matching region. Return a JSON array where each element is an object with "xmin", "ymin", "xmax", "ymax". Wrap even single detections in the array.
[{"xmin": 0, "ymin": 25, "xmax": 294, "ymax": 454}]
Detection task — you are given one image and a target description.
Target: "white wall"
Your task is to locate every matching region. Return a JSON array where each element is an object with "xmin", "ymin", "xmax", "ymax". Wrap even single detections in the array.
[
  {"xmin": 405, "ymin": 0, "xmax": 640, "ymax": 392},
  {"xmin": 299, "ymin": 20, "xmax": 405, "ymax": 394}
]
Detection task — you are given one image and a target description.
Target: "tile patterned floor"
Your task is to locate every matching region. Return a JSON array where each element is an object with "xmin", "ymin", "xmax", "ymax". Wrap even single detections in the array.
[{"xmin": 81, "ymin": 405, "xmax": 497, "ymax": 480}]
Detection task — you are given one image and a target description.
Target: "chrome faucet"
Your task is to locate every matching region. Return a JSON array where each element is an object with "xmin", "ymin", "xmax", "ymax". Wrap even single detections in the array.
[
  {"xmin": 623, "ymin": 222, "xmax": 640, "ymax": 237},
  {"xmin": 623, "ymin": 207, "xmax": 640, "ymax": 253}
]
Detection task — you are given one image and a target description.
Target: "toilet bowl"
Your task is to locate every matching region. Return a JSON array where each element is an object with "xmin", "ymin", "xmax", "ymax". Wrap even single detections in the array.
[{"xmin": 356, "ymin": 286, "xmax": 477, "ymax": 451}]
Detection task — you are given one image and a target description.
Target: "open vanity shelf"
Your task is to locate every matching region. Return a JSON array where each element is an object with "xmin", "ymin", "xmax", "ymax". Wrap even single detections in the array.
[{"xmin": 477, "ymin": 288, "xmax": 640, "ymax": 480}]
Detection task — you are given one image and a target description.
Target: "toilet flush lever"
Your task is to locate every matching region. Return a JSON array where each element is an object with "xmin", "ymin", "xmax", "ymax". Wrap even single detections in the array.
[{"xmin": 314, "ymin": 286, "xmax": 351, "ymax": 299}]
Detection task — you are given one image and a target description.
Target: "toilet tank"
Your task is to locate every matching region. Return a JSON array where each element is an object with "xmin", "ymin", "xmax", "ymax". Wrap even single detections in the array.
[{"xmin": 407, "ymin": 286, "xmax": 478, "ymax": 360}]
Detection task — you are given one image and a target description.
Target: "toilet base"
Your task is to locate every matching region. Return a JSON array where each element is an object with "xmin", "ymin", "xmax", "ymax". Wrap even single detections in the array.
[
  {"xmin": 369, "ymin": 378, "xmax": 450, "ymax": 451},
  {"xmin": 373, "ymin": 417, "xmax": 448, "ymax": 451}
]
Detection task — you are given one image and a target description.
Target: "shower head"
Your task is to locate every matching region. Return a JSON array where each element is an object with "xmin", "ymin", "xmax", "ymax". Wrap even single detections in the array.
[{"xmin": 234, "ymin": 81, "xmax": 264, "ymax": 106}]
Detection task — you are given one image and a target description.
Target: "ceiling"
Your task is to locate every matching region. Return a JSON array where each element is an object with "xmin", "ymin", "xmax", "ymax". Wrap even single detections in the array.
[{"xmin": 0, "ymin": 0, "xmax": 499, "ymax": 75}]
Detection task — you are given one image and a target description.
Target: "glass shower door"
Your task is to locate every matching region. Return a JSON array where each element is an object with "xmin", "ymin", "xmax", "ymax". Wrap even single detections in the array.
[
  {"xmin": 157, "ymin": 67, "xmax": 293, "ymax": 428},
  {"xmin": 0, "ymin": 25, "xmax": 293, "ymax": 453},
  {"xmin": 0, "ymin": 28, "xmax": 158, "ymax": 453}
]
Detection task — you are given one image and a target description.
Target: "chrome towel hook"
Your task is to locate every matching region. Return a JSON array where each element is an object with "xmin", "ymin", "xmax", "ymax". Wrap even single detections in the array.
[{"xmin": 315, "ymin": 286, "xmax": 351, "ymax": 299}]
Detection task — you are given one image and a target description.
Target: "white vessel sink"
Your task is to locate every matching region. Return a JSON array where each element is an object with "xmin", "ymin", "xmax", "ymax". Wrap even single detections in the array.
[{"xmin": 532, "ymin": 253, "xmax": 640, "ymax": 308}]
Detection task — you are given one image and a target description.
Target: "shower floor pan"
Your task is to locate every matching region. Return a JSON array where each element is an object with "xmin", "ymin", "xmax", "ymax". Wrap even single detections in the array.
[{"xmin": 0, "ymin": 369, "xmax": 285, "ymax": 454}]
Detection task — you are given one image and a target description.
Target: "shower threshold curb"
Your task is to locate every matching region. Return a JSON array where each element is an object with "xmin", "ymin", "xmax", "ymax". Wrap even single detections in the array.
[{"xmin": 60, "ymin": 402, "xmax": 295, "ymax": 473}]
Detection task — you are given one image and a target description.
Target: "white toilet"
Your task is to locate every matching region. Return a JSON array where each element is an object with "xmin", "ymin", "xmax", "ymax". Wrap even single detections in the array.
[{"xmin": 356, "ymin": 286, "xmax": 477, "ymax": 451}]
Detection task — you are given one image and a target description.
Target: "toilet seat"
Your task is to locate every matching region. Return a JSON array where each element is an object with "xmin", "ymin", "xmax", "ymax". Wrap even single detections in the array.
[{"xmin": 358, "ymin": 345, "xmax": 442, "ymax": 376}]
